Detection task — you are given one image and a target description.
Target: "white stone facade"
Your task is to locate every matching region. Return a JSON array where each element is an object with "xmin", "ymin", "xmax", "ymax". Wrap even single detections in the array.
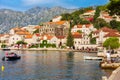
[
  {"xmin": 71, "ymin": 24, "xmax": 96, "ymax": 35},
  {"xmin": 8, "ymin": 34, "xmax": 22, "ymax": 45},
  {"xmin": 74, "ymin": 35, "xmax": 90, "ymax": 49}
]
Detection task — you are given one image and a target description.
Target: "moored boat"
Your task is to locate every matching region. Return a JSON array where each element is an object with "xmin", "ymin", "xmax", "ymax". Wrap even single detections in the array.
[
  {"xmin": 84, "ymin": 56, "xmax": 103, "ymax": 60},
  {"xmin": 2, "ymin": 52, "xmax": 21, "ymax": 61}
]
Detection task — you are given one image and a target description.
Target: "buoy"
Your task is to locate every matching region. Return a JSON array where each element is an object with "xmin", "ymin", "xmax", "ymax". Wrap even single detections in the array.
[{"xmin": 1, "ymin": 65, "xmax": 5, "ymax": 71}]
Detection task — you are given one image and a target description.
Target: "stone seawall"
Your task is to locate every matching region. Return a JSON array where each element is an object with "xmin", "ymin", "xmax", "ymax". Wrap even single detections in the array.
[{"xmin": 102, "ymin": 66, "xmax": 120, "ymax": 80}]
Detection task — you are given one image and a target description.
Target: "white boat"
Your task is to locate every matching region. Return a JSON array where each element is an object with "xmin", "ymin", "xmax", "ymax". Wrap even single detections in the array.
[{"xmin": 84, "ymin": 56, "xmax": 103, "ymax": 60}]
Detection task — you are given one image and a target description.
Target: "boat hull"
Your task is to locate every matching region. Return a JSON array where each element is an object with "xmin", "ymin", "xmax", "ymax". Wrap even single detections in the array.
[{"xmin": 2, "ymin": 56, "xmax": 21, "ymax": 61}]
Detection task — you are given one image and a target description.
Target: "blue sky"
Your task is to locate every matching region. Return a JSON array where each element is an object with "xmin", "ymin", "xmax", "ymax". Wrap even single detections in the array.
[{"xmin": 0, "ymin": 0, "xmax": 109, "ymax": 11}]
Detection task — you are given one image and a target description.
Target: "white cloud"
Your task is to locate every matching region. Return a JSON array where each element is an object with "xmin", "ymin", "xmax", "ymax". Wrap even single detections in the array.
[{"xmin": 22, "ymin": 0, "xmax": 59, "ymax": 6}]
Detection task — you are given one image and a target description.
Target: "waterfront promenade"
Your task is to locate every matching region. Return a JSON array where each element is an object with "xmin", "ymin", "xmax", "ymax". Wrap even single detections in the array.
[
  {"xmin": 0, "ymin": 47, "xmax": 97, "ymax": 53},
  {"xmin": 0, "ymin": 48, "xmax": 75, "ymax": 51}
]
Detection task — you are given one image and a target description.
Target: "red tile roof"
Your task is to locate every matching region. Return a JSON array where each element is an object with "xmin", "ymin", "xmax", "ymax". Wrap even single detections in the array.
[
  {"xmin": 72, "ymin": 32, "xmax": 82, "ymax": 38},
  {"xmin": 46, "ymin": 21, "xmax": 67, "ymax": 25},
  {"xmin": 56, "ymin": 36, "xmax": 65, "ymax": 39},
  {"xmin": 103, "ymin": 16, "xmax": 112, "ymax": 19},
  {"xmin": 101, "ymin": 27, "xmax": 118, "ymax": 32},
  {"xmin": 93, "ymin": 30, "xmax": 100, "ymax": 34},
  {"xmin": 76, "ymin": 24, "xmax": 92, "ymax": 28},
  {"xmin": 77, "ymin": 25, "xmax": 82, "ymax": 28},
  {"xmin": 93, "ymin": 27, "xmax": 119, "ymax": 34},
  {"xmin": 25, "ymin": 34, "xmax": 33, "ymax": 39},
  {"xmin": 104, "ymin": 32, "xmax": 120, "ymax": 37},
  {"xmin": 16, "ymin": 31, "xmax": 30, "ymax": 35},
  {"xmin": 0, "ymin": 34, "xmax": 4, "ymax": 37},
  {"xmin": 40, "ymin": 35, "xmax": 54, "ymax": 40},
  {"xmin": 86, "ymin": 10, "xmax": 94, "ymax": 13}
]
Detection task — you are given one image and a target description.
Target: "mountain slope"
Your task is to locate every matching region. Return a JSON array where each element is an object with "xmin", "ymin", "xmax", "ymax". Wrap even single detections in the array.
[{"xmin": 0, "ymin": 6, "xmax": 76, "ymax": 33}]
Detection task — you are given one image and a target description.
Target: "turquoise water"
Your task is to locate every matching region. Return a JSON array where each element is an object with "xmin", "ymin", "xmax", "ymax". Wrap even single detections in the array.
[{"xmin": 0, "ymin": 50, "xmax": 111, "ymax": 80}]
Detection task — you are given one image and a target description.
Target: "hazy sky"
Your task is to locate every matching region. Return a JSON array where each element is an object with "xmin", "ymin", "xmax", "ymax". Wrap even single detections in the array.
[{"xmin": 0, "ymin": 0, "xmax": 109, "ymax": 11}]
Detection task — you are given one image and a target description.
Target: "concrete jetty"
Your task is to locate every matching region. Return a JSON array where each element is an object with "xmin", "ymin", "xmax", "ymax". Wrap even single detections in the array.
[{"xmin": 102, "ymin": 67, "xmax": 120, "ymax": 80}]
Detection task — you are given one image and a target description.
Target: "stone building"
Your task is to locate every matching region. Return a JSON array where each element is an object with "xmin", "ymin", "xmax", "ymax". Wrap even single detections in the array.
[{"xmin": 40, "ymin": 21, "xmax": 70, "ymax": 36}]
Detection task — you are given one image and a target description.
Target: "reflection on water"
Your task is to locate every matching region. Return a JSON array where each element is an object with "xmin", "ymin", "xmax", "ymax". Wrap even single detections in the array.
[{"xmin": 0, "ymin": 50, "xmax": 112, "ymax": 80}]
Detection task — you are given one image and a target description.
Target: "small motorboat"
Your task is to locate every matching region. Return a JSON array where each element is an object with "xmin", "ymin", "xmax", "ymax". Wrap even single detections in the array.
[
  {"xmin": 2, "ymin": 52, "xmax": 21, "ymax": 61},
  {"xmin": 2, "ymin": 48, "xmax": 11, "ymax": 51},
  {"xmin": 84, "ymin": 56, "xmax": 103, "ymax": 60}
]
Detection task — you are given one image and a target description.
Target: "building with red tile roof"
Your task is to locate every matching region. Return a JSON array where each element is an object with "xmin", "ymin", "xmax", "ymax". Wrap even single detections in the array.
[
  {"xmin": 92, "ymin": 27, "xmax": 119, "ymax": 38},
  {"xmin": 80, "ymin": 10, "xmax": 95, "ymax": 22},
  {"xmin": 93, "ymin": 27, "xmax": 120, "ymax": 45},
  {"xmin": 99, "ymin": 11, "xmax": 113, "ymax": 22},
  {"xmin": 71, "ymin": 32, "xmax": 90, "ymax": 49},
  {"xmin": 71, "ymin": 24, "xmax": 96, "ymax": 35},
  {"xmin": 8, "ymin": 34, "xmax": 22, "ymax": 46},
  {"xmin": 39, "ymin": 20, "xmax": 70, "ymax": 36}
]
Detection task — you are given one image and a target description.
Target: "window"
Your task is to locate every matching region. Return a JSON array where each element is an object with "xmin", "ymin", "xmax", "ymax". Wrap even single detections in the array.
[
  {"xmin": 74, "ymin": 41, "xmax": 76, "ymax": 44},
  {"xmin": 78, "ymin": 41, "xmax": 80, "ymax": 44}
]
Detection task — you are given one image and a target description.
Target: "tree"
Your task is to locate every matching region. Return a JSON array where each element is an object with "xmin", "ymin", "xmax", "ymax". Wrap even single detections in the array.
[
  {"xmin": 16, "ymin": 40, "xmax": 27, "ymax": 45},
  {"xmin": 80, "ymin": 19, "xmax": 90, "ymax": 24},
  {"xmin": 93, "ymin": 6, "xmax": 101, "ymax": 21},
  {"xmin": 103, "ymin": 37, "xmax": 120, "ymax": 49},
  {"xmin": 90, "ymin": 37, "xmax": 96, "ymax": 44},
  {"xmin": 72, "ymin": 16, "xmax": 81, "ymax": 25},
  {"xmin": 61, "ymin": 13, "xmax": 72, "ymax": 20},
  {"xmin": 77, "ymin": 30, "xmax": 82, "ymax": 33},
  {"xmin": 1, "ymin": 44, "xmax": 7, "ymax": 48},
  {"xmin": 16, "ymin": 40, "xmax": 27, "ymax": 48},
  {"xmin": 107, "ymin": 0, "xmax": 120, "ymax": 15},
  {"xmin": 66, "ymin": 29, "xmax": 74, "ymax": 48},
  {"xmin": 39, "ymin": 22, "xmax": 43, "ymax": 26},
  {"xmin": 99, "ymin": 5, "xmax": 107, "ymax": 11},
  {"xmin": 94, "ymin": 18, "xmax": 110, "ymax": 29},
  {"xmin": 110, "ymin": 20, "xmax": 120, "ymax": 31},
  {"xmin": 33, "ymin": 29, "xmax": 39, "ymax": 34}
]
